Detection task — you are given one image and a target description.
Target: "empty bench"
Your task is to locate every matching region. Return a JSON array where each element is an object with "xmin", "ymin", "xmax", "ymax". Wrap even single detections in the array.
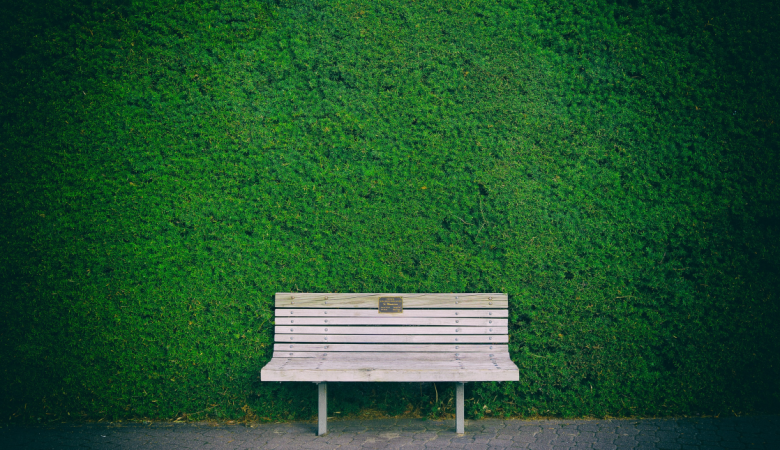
[{"xmin": 260, "ymin": 293, "xmax": 519, "ymax": 435}]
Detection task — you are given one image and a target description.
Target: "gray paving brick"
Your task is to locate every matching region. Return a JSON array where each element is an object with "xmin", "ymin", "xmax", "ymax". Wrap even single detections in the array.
[
  {"xmin": 698, "ymin": 445, "xmax": 724, "ymax": 450},
  {"xmin": 636, "ymin": 432, "xmax": 661, "ymax": 443},
  {"xmin": 676, "ymin": 435, "xmax": 700, "ymax": 445},
  {"xmin": 570, "ymin": 444, "xmax": 594, "ymax": 450},
  {"xmin": 612, "ymin": 437, "xmax": 637, "ymax": 447},
  {"xmin": 512, "ymin": 435, "xmax": 538, "ymax": 444},
  {"xmin": 698, "ymin": 432, "xmax": 721, "ymax": 442},
  {"xmin": 656, "ymin": 442, "xmax": 682, "ymax": 450},
  {"xmin": 591, "ymin": 442, "xmax": 617, "ymax": 450},
  {"xmin": 525, "ymin": 444, "xmax": 557, "ymax": 450},
  {"xmin": 634, "ymin": 444, "xmax": 659, "ymax": 450},
  {"xmin": 424, "ymin": 438, "xmax": 453, "ymax": 447},
  {"xmin": 457, "ymin": 445, "xmax": 488, "ymax": 450},
  {"xmin": 720, "ymin": 442, "xmax": 747, "ymax": 449}
]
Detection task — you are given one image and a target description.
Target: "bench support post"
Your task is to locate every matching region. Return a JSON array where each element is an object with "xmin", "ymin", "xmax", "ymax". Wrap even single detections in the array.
[
  {"xmin": 318, "ymin": 382, "xmax": 327, "ymax": 436},
  {"xmin": 456, "ymin": 382, "xmax": 465, "ymax": 434}
]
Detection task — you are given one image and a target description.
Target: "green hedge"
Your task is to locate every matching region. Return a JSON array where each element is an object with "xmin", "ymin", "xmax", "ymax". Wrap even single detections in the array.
[{"xmin": 1, "ymin": 0, "xmax": 778, "ymax": 423}]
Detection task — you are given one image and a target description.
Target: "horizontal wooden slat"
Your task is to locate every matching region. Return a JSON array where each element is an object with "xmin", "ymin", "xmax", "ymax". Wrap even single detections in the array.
[
  {"xmin": 275, "ymin": 317, "xmax": 507, "ymax": 326},
  {"xmin": 273, "ymin": 351, "xmax": 513, "ymax": 359},
  {"xmin": 261, "ymin": 368, "xmax": 519, "ymax": 382},
  {"xmin": 275, "ymin": 334, "xmax": 509, "ymax": 343},
  {"xmin": 275, "ymin": 326, "xmax": 507, "ymax": 335},
  {"xmin": 275, "ymin": 293, "xmax": 507, "ymax": 309},
  {"xmin": 263, "ymin": 354, "xmax": 515, "ymax": 367},
  {"xmin": 276, "ymin": 309, "xmax": 508, "ymax": 318},
  {"xmin": 260, "ymin": 352, "xmax": 521, "ymax": 382},
  {"xmin": 266, "ymin": 361, "xmax": 512, "ymax": 371},
  {"xmin": 273, "ymin": 344, "xmax": 508, "ymax": 353},
  {"xmin": 272, "ymin": 350, "xmax": 509, "ymax": 362}
]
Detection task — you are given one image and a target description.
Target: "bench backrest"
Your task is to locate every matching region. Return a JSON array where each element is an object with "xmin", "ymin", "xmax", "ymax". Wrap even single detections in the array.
[{"xmin": 273, "ymin": 293, "xmax": 509, "ymax": 356}]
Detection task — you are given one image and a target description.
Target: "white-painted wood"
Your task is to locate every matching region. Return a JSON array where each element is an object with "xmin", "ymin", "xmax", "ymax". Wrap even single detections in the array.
[
  {"xmin": 260, "ymin": 368, "xmax": 518, "ymax": 382},
  {"xmin": 262, "ymin": 357, "xmax": 515, "ymax": 370},
  {"xmin": 274, "ymin": 352, "xmax": 317, "ymax": 358},
  {"xmin": 264, "ymin": 293, "xmax": 516, "ymax": 436},
  {"xmin": 263, "ymin": 293, "xmax": 517, "ymax": 387},
  {"xmin": 273, "ymin": 344, "xmax": 509, "ymax": 353},
  {"xmin": 456, "ymin": 383, "xmax": 464, "ymax": 434},
  {"xmin": 275, "ymin": 326, "xmax": 507, "ymax": 335},
  {"xmin": 268, "ymin": 357, "xmax": 515, "ymax": 368},
  {"xmin": 262, "ymin": 359, "xmax": 515, "ymax": 371},
  {"xmin": 275, "ymin": 293, "xmax": 507, "ymax": 309},
  {"xmin": 275, "ymin": 334, "xmax": 509, "ymax": 343},
  {"xmin": 275, "ymin": 317, "xmax": 508, "ymax": 326},
  {"xmin": 276, "ymin": 309, "xmax": 509, "ymax": 318},
  {"xmin": 269, "ymin": 352, "xmax": 514, "ymax": 362},
  {"xmin": 318, "ymin": 383, "xmax": 327, "ymax": 436}
]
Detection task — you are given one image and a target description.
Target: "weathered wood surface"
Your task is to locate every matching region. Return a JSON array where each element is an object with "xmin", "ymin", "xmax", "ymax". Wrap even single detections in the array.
[
  {"xmin": 261, "ymin": 352, "xmax": 516, "ymax": 365},
  {"xmin": 318, "ymin": 383, "xmax": 327, "ymax": 436},
  {"xmin": 276, "ymin": 309, "xmax": 508, "ymax": 318},
  {"xmin": 275, "ymin": 293, "xmax": 507, "ymax": 309},
  {"xmin": 261, "ymin": 369, "xmax": 518, "ymax": 382},
  {"xmin": 274, "ymin": 352, "xmax": 507, "ymax": 358},
  {"xmin": 456, "ymin": 382, "xmax": 465, "ymax": 434},
  {"xmin": 267, "ymin": 361, "xmax": 516, "ymax": 371},
  {"xmin": 273, "ymin": 344, "xmax": 509, "ymax": 352},
  {"xmin": 263, "ymin": 292, "xmax": 517, "ymax": 383},
  {"xmin": 275, "ymin": 334, "xmax": 509, "ymax": 343},
  {"xmin": 261, "ymin": 361, "xmax": 519, "ymax": 382},
  {"xmin": 269, "ymin": 352, "xmax": 514, "ymax": 362},
  {"xmin": 275, "ymin": 326, "xmax": 507, "ymax": 335},
  {"xmin": 275, "ymin": 317, "xmax": 508, "ymax": 326}
]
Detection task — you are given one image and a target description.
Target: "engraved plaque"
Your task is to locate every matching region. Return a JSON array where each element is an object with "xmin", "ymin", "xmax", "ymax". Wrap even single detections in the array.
[{"xmin": 378, "ymin": 297, "xmax": 403, "ymax": 313}]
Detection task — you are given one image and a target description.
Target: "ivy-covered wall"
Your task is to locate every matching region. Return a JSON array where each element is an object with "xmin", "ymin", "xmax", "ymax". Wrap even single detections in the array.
[{"xmin": 1, "ymin": 0, "xmax": 778, "ymax": 423}]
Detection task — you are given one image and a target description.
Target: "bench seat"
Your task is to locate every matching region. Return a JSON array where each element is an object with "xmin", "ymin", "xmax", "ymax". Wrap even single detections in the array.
[{"xmin": 261, "ymin": 352, "xmax": 519, "ymax": 382}]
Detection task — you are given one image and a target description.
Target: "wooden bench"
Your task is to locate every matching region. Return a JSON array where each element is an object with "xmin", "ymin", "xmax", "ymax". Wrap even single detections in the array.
[{"xmin": 260, "ymin": 293, "xmax": 519, "ymax": 435}]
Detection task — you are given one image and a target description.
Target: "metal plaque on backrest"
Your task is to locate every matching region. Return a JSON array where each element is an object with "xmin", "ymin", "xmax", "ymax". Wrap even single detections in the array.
[{"xmin": 378, "ymin": 297, "xmax": 403, "ymax": 313}]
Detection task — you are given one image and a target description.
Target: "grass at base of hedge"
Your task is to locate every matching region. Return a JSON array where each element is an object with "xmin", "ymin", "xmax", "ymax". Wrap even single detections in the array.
[{"xmin": 1, "ymin": 0, "xmax": 778, "ymax": 423}]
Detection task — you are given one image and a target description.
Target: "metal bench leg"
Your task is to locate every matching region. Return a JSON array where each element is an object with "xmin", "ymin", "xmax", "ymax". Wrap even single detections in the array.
[
  {"xmin": 318, "ymin": 382, "xmax": 328, "ymax": 436},
  {"xmin": 456, "ymin": 382, "xmax": 465, "ymax": 434}
]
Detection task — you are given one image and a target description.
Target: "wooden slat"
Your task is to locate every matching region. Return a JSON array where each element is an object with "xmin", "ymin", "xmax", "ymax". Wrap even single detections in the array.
[
  {"xmin": 273, "ymin": 344, "xmax": 509, "ymax": 353},
  {"xmin": 275, "ymin": 317, "xmax": 507, "ymax": 326},
  {"xmin": 273, "ymin": 352, "xmax": 514, "ymax": 360},
  {"xmin": 275, "ymin": 326, "xmax": 507, "ymax": 335},
  {"xmin": 276, "ymin": 309, "xmax": 508, "ymax": 318},
  {"xmin": 261, "ymin": 368, "xmax": 519, "ymax": 382},
  {"xmin": 260, "ymin": 352, "xmax": 521, "ymax": 382},
  {"xmin": 305, "ymin": 352, "xmax": 511, "ymax": 360},
  {"xmin": 262, "ymin": 355, "xmax": 515, "ymax": 368},
  {"xmin": 275, "ymin": 334, "xmax": 509, "ymax": 343},
  {"xmin": 275, "ymin": 293, "xmax": 507, "ymax": 309},
  {"xmin": 269, "ymin": 360, "xmax": 515, "ymax": 370},
  {"xmin": 264, "ymin": 359, "xmax": 511, "ymax": 369},
  {"xmin": 302, "ymin": 357, "xmax": 511, "ymax": 364},
  {"xmin": 273, "ymin": 352, "xmax": 509, "ymax": 358}
]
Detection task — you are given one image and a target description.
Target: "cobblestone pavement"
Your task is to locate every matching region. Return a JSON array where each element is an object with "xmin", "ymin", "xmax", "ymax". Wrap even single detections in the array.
[{"xmin": 1, "ymin": 416, "xmax": 778, "ymax": 449}]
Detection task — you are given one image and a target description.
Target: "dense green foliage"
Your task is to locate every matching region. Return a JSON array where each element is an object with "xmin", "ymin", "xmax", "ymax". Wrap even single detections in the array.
[{"xmin": 2, "ymin": 0, "xmax": 778, "ymax": 423}]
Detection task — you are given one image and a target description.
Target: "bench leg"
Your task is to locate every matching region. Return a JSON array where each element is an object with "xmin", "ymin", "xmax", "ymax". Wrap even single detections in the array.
[
  {"xmin": 456, "ymin": 382, "xmax": 465, "ymax": 434},
  {"xmin": 318, "ymin": 382, "xmax": 328, "ymax": 436}
]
